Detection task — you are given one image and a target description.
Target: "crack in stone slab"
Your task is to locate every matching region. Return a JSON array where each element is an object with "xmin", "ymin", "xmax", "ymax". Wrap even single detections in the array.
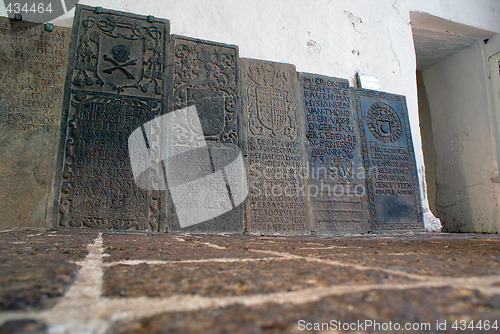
[{"xmin": 102, "ymin": 257, "xmax": 291, "ymax": 267}]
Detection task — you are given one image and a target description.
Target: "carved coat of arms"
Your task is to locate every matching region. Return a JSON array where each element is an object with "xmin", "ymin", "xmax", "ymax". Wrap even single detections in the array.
[{"xmin": 256, "ymin": 88, "xmax": 288, "ymax": 136}]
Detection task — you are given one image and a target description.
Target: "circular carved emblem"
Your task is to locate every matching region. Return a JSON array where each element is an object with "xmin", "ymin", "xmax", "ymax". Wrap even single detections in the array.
[{"xmin": 366, "ymin": 102, "xmax": 402, "ymax": 143}]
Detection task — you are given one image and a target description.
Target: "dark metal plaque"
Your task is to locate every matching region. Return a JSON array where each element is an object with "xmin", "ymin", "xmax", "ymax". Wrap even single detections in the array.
[
  {"xmin": 353, "ymin": 89, "xmax": 424, "ymax": 232},
  {"xmin": 241, "ymin": 59, "xmax": 313, "ymax": 234},
  {"xmin": 50, "ymin": 5, "xmax": 169, "ymax": 232},
  {"xmin": 300, "ymin": 73, "xmax": 368, "ymax": 234},
  {"xmin": 165, "ymin": 35, "xmax": 244, "ymax": 233},
  {"xmin": 0, "ymin": 17, "xmax": 70, "ymax": 228}
]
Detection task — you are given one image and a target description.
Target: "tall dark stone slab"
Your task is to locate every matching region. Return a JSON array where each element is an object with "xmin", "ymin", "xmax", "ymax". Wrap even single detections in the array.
[
  {"xmin": 50, "ymin": 5, "xmax": 170, "ymax": 232},
  {"xmin": 165, "ymin": 35, "xmax": 244, "ymax": 233},
  {"xmin": 353, "ymin": 89, "xmax": 424, "ymax": 232},
  {"xmin": 241, "ymin": 59, "xmax": 313, "ymax": 234},
  {"xmin": 0, "ymin": 17, "xmax": 70, "ymax": 228},
  {"xmin": 299, "ymin": 73, "xmax": 368, "ymax": 234}
]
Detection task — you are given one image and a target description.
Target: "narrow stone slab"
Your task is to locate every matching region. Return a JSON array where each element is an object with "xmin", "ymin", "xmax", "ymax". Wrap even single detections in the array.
[
  {"xmin": 165, "ymin": 35, "xmax": 244, "ymax": 233},
  {"xmin": 241, "ymin": 59, "xmax": 312, "ymax": 234},
  {"xmin": 0, "ymin": 18, "xmax": 70, "ymax": 228},
  {"xmin": 353, "ymin": 89, "xmax": 424, "ymax": 232},
  {"xmin": 299, "ymin": 73, "xmax": 369, "ymax": 234},
  {"xmin": 50, "ymin": 5, "xmax": 170, "ymax": 232}
]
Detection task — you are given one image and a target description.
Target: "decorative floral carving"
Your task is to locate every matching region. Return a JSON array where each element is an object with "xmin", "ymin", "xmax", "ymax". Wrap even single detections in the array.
[{"xmin": 172, "ymin": 38, "xmax": 239, "ymax": 145}]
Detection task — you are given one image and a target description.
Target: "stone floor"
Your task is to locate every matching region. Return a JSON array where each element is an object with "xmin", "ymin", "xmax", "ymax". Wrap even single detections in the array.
[{"xmin": 0, "ymin": 231, "xmax": 499, "ymax": 333}]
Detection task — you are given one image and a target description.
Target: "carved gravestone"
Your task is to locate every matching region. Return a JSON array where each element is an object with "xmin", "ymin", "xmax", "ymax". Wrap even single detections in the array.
[
  {"xmin": 0, "ymin": 17, "xmax": 70, "ymax": 228},
  {"xmin": 353, "ymin": 89, "xmax": 424, "ymax": 232},
  {"xmin": 166, "ymin": 35, "xmax": 244, "ymax": 233},
  {"xmin": 241, "ymin": 59, "xmax": 313, "ymax": 234},
  {"xmin": 50, "ymin": 5, "xmax": 170, "ymax": 232},
  {"xmin": 299, "ymin": 73, "xmax": 368, "ymax": 234}
]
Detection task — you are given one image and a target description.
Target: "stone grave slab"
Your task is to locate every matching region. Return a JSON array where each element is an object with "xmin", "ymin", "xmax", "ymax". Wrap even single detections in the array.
[
  {"xmin": 299, "ymin": 73, "xmax": 369, "ymax": 234},
  {"xmin": 241, "ymin": 59, "xmax": 313, "ymax": 234},
  {"xmin": 165, "ymin": 35, "xmax": 244, "ymax": 233},
  {"xmin": 353, "ymin": 89, "xmax": 424, "ymax": 232},
  {"xmin": 50, "ymin": 5, "xmax": 170, "ymax": 232},
  {"xmin": 0, "ymin": 17, "xmax": 70, "ymax": 228}
]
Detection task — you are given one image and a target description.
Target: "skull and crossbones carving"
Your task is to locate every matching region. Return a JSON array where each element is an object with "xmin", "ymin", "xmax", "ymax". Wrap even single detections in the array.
[{"xmin": 103, "ymin": 45, "xmax": 137, "ymax": 79}]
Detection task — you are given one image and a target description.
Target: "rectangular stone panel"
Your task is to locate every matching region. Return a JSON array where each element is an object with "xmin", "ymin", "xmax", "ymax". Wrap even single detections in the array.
[
  {"xmin": 0, "ymin": 17, "xmax": 70, "ymax": 228},
  {"xmin": 165, "ymin": 35, "xmax": 244, "ymax": 233},
  {"xmin": 353, "ymin": 89, "xmax": 424, "ymax": 232},
  {"xmin": 241, "ymin": 59, "xmax": 313, "ymax": 234},
  {"xmin": 299, "ymin": 73, "xmax": 369, "ymax": 234},
  {"xmin": 50, "ymin": 5, "xmax": 170, "ymax": 232}
]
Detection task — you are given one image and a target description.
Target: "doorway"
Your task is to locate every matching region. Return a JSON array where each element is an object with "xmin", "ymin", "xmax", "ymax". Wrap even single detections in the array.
[{"xmin": 411, "ymin": 12, "xmax": 499, "ymax": 232}]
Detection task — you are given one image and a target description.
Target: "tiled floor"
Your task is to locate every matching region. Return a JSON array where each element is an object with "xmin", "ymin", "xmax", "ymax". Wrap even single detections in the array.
[{"xmin": 0, "ymin": 231, "xmax": 499, "ymax": 333}]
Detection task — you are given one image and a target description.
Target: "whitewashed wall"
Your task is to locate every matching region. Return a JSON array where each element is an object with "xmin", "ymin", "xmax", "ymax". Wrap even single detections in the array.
[
  {"xmin": 2, "ymin": 0, "xmax": 499, "ymax": 231},
  {"xmin": 423, "ymin": 42, "xmax": 499, "ymax": 232}
]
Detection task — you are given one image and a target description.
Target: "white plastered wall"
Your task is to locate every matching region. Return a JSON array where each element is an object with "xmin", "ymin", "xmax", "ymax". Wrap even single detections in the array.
[
  {"xmin": 422, "ymin": 40, "xmax": 500, "ymax": 233},
  {"xmin": 2, "ymin": 0, "xmax": 499, "ymax": 231}
]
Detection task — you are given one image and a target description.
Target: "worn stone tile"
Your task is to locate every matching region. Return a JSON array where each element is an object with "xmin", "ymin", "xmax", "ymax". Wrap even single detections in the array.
[
  {"xmin": 192, "ymin": 234, "xmax": 500, "ymax": 277},
  {"xmin": 103, "ymin": 234, "xmax": 267, "ymax": 262},
  {"xmin": 0, "ymin": 231, "xmax": 95, "ymax": 311},
  {"xmin": 103, "ymin": 259, "xmax": 413, "ymax": 298},
  {"xmin": 193, "ymin": 234, "xmax": 334, "ymax": 252},
  {"xmin": 285, "ymin": 238, "xmax": 500, "ymax": 277},
  {"xmin": 107, "ymin": 287, "xmax": 500, "ymax": 334}
]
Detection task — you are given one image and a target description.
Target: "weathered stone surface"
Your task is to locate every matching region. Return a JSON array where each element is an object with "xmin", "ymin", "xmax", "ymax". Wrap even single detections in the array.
[
  {"xmin": 353, "ymin": 89, "xmax": 424, "ymax": 232},
  {"xmin": 103, "ymin": 260, "xmax": 412, "ymax": 298},
  {"xmin": 1, "ymin": 232, "xmax": 500, "ymax": 333},
  {"xmin": 166, "ymin": 35, "xmax": 244, "ymax": 233},
  {"xmin": 102, "ymin": 234, "xmax": 267, "ymax": 262},
  {"xmin": 300, "ymin": 73, "xmax": 368, "ymax": 234},
  {"xmin": 107, "ymin": 287, "xmax": 500, "ymax": 334},
  {"xmin": 50, "ymin": 5, "xmax": 170, "ymax": 232},
  {"xmin": 0, "ymin": 17, "xmax": 70, "ymax": 228},
  {"xmin": 0, "ymin": 231, "xmax": 95, "ymax": 311},
  {"xmin": 241, "ymin": 59, "xmax": 312, "ymax": 234}
]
